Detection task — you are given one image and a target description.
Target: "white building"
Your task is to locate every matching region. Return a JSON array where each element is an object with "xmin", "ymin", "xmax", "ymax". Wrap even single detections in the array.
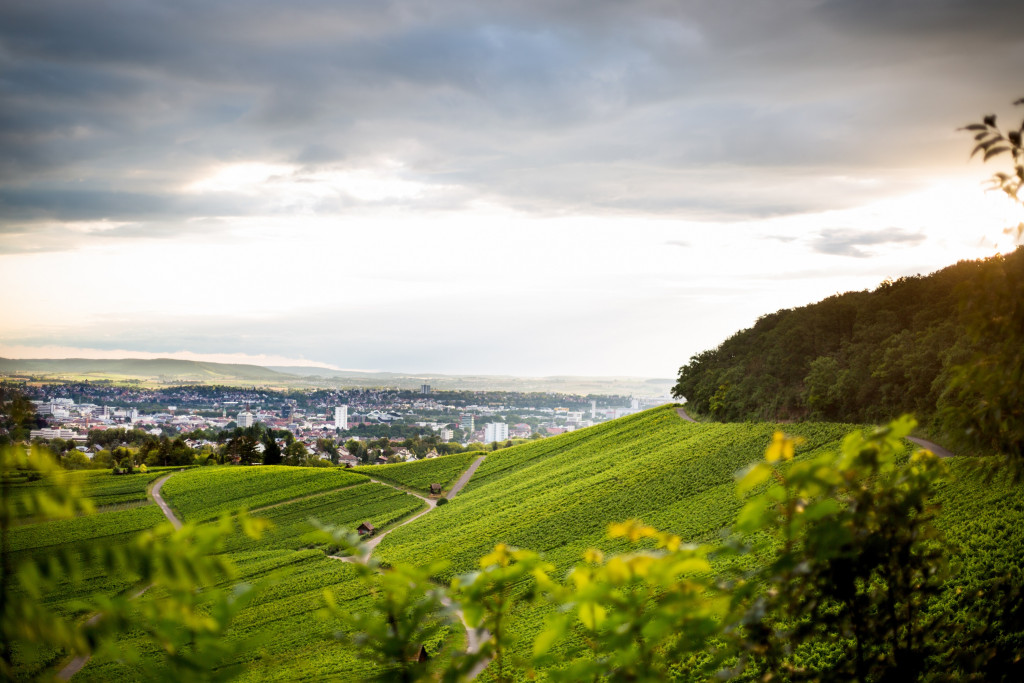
[
  {"xmin": 30, "ymin": 428, "xmax": 79, "ymax": 441},
  {"xmin": 484, "ymin": 422, "xmax": 509, "ymax": 443},
  {"xmin": 237, "ymin": 411, "xmax": 255, "ymax": 428},
  {"xmin": 335, "ymin": 405, "xmax": 349, "ymax": 430}
]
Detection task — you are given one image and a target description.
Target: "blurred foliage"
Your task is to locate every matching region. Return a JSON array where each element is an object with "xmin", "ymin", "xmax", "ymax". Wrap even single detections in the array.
[
  {"xmin": 941, "ymin": 98, "xmax": 1024, "ymax": 478},
  {"xmin": 1, "ymin": 444, "xmax": 270, "ymax": 681}
]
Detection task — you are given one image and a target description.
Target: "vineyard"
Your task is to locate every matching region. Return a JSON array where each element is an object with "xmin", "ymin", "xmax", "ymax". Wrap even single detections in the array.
[
  {"xmin": 376, "ymin": 408, "xmax": 859, "ymax": 577},
  {"xmin": 352, "ymin": 451, "xmax": 483, "ymax": 494},
  {"xmin": 159, "ymin": 465, "xmax": 368, "ymax": 522},
  {"xmin": 75, "ymin": 474, "xmax": 438, "ymax": 681},
  {"xmin": 7, "ymin": 467, "xmax": 174, "ymax": 518},
  {"xmin": 9, "ymin": 405, "xmax": 1024, "ymax": 680},
  {"xmin": 222, "ymin": 482, "xmax": 425, "ymax": 553}
]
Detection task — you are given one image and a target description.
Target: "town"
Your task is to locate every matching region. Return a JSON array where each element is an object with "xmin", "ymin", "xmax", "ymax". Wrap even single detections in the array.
[{"xmin": 10, "ymin": 381, "xmax": 668, "ymax": 466}]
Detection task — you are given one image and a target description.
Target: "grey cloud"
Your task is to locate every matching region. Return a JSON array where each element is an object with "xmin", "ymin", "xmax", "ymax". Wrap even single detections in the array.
[
  {"xmin": 810, "ymin": 228, "xmax": 927, "ymax": 258},
  {"xmin": 1, "ymin": 0, "xmax": 1022, "ymax": 247}
]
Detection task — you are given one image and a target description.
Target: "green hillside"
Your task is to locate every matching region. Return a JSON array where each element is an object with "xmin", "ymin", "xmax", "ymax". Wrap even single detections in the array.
[
  {"xmin": 352, "ymin": 451, "xmax": 483, "ymax": 494},
  {"xmin": 78, "ymin": 479, "xmax": 433, "ymax": 682},
  {"xmin": 9, "ymin": 407, "xmax": 1023, "ymax": 680}
]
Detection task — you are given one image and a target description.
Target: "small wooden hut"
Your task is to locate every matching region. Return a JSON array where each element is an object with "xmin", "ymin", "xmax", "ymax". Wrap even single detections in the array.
[
  {"xmin": 356, "ymin": 521, "xmax": 376, "ymax": 537},
  {"xmin": 429, "ymin": 483, "xmax": 443, "ymax": 495}
]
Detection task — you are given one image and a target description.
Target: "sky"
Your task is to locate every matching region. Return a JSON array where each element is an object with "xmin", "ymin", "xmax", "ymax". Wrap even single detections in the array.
[{"xmin": 1, "ymin": 0, "xmax": 1023, "ymax": 379}]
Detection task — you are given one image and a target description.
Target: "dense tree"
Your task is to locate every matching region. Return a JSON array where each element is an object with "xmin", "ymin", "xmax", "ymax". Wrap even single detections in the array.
[
  {"xmin": 261, "ymin": 433, "xmax": 282, "ymax": 465},
  {"xmin": 673, "ymin": 247, "xmax": 1024, "ymax": 435}
]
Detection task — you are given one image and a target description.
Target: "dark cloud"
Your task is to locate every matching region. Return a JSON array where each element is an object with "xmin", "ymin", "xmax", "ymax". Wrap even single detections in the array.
[
  {"xmin": 1, "ymin": 0, "xmax": 1022, "ymax": 248},
  {"xmin": 810, "ymin": 227, "xmax": 927, "ymax": 258}
]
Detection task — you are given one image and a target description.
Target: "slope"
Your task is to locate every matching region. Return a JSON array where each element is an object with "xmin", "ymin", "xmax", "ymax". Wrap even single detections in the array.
[{"xmin": 375, "ymin": 406, "xmax": 855, "ymax": 577}]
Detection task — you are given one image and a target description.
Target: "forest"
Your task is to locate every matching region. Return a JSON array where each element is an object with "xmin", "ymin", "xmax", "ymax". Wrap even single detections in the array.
[{"xmin": 673, "ymin": 246, "xmax": 1023, "ymax": 432}]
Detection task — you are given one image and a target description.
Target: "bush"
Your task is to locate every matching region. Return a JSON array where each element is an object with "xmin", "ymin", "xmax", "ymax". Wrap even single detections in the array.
[{"xmin": 436, "ymin": 497, "xmax": 448, "ymax": 506}]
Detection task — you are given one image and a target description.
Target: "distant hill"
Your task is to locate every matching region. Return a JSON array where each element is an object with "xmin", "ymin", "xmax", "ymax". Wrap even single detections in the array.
[
  {"xmin": 673, "ymin": 246, "xmax": 1024, "ymax": 426},
  {"xmin": 267, "ymin": 366, "xmax": 675, "ymax": 395},
  {"xmin": 0, "ymin": 357, "xmax": 673, "ymax": 396},
  {"xmin": 0, "ymin": 357, "xmax": 298, "ymax": 382}
]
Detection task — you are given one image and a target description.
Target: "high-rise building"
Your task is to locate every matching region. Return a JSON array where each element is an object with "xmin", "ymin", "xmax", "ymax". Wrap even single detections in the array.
[
  {"xmin": 421, "ymin": 384, "xmax": 431, "ymax": 395},
  {"xmin": 335, "ymin": 405, "xmax": 349, "ymax": 430},
  {"xmin": 484, "ymin": 422, "xmax": 509, "ymax": 443},
  {"xmin": 237, "ymin": 411, "xmax": 255, "ymax": 428},
  {"xmin": 591, "ymin": 400, "xmax": 597, "ymax": 419},
  {"xmin": 460, "ymin": 413, "xmax": 475, "ymax": 433}
]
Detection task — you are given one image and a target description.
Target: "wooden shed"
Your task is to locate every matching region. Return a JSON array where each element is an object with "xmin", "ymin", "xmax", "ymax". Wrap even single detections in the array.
[
  {"xmin": 357, "ymin": 522, "xmax": 376, "ymax": 536},
  {"xmin": 429, "ymin": 483, "xmax": 443, "ymax": 495}
]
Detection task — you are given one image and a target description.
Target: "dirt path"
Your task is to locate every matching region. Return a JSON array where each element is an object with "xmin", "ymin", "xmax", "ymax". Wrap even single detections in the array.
[
  {"xmin": 59, "ymin": 472, "xmax": 183, "ymax": 679},
  {"xmin": 676, "ymin": 406, "xmax": 696, "ymax": 423},
  {"xmin": 447, "ymin": 455, "xmax": 485, "ymax": 497},
  {"xmin": 328, "ymin": 456, "xmax": 492, "ymax": 677},
  {"xmin": 149, "ymin": 473, "xmax": 182, "ymax": 529},
  {"xmin": 907, "ymin": 436, "xmax": 956, "ymax": 459}
]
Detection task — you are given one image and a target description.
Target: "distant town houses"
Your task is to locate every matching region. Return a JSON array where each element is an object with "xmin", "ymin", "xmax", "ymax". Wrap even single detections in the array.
[{"xmin": 17, "ymin": 383, "xmax": 669, "ymax": 464}]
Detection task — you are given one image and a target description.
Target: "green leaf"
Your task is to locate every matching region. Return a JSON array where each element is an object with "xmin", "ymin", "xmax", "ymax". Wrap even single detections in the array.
[
  {"xmin": 736, "ymin": 499, "xmax": 770, "ymax": 532},
  {"xmin": 802, "ymin": 497, "xmax": 840, "ymax": 522},
  {"xmin": 577, "ymin": 601, "xmax": 606, "ymax": 630},
  {"xmin": 534, "ymin": 613, "xmax": 569, "ymax": 657},
  {"xmin": 737, "ymin": 462, "xmax": 772, "ymax": 494}
]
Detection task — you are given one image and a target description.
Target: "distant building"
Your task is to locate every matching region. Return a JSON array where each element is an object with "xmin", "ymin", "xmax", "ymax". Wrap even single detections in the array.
[
  {"xmin": 421, "ymin": 384, "xmax": 431, "ymax": 394},
  {"xmin": 335, "ymin": 405, "xmax": 349, "ymax": 430},
  {"xmin": 439, "ymin": 428, "xmax": 454, "ymax": 441},
  {"xmin": 484, "ymin": 422, "xmax": 509, "ymax": 443},
  {"xmin": 510, "ymin": 423, "xmax": 532, "ymax": 439},
  {"xmin": 30, "ymin": 428, "xmax": 80, "ymax": 441},
  {"xmin": 460, "ymin": 413, "xmax": 475, "ymax": 433},
  {"xmin": 237, "ymin": 411, "xmax": 255, "ymax": 428}
]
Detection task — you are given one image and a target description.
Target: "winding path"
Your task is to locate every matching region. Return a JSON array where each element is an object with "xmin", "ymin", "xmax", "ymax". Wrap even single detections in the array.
[
  {"xmin": 58, "ymin": 472, "xmax": 182, "ymax": 680},
  {"xmin": 676, "ymin": 406, "xmax": 697, "ymax": 423},
  {"xmin": 150, "ymin": 473, "xmax": 182, "ymax": 529},
  {"xmin": 329, "ymin": 455, "xmax": 492, "ymax": 675},
  {"xmin": 61, "ymin": 457, "xmax": 492, "ymax": 680}
]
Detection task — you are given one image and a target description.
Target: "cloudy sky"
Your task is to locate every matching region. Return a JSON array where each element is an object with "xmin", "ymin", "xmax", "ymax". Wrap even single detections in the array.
[{"xmin": 1, "ymin": 0, "xmax": 1022, "ymax": 379}]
